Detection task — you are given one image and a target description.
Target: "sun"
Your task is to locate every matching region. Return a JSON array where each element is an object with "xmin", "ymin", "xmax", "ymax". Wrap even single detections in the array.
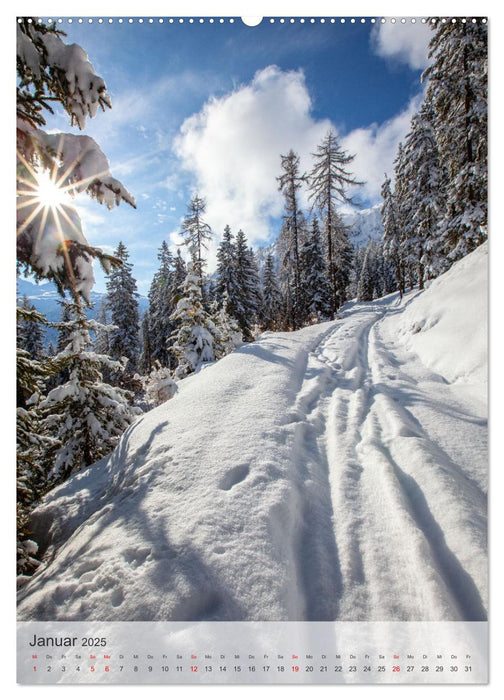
[{"xmin": 34, "ymin": 169, "xmax": 68, "ymax": 209}]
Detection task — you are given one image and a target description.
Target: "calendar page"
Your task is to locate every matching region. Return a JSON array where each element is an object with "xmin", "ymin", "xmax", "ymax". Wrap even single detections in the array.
[{"xmin": 15, "ymin": 12, "xmax": 488, "ymax": 685}]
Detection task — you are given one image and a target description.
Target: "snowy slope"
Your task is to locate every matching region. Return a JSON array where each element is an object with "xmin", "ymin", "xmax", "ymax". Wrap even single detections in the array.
[
  {"xmin": 395, "ymin": 243, "xmax": 487, "ymax": 385},
  {"xmin": 17, "ymin": 244, "xmax": 487, "ymax": 623}
]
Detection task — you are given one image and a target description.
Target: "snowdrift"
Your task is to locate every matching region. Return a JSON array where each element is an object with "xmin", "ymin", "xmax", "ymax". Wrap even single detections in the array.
[
  {"xmin": 19, "ymin": 321, "xmax": 340, "ymax": 621},
  {"xmin": 394, "ymin": 242, "xmax": 488, "ymax": 386},
  {"xmin": 17, "ymin": 243, "xmax": 488, "ymax": 622}
]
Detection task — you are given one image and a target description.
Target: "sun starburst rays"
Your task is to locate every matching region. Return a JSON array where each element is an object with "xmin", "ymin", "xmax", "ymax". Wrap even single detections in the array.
[
  {"xmin": 16, "ymin": 136, "xmax": 137, "ymax": 297},
  {"xmin": 16, "ymin": 141, "xmax": 116, "ymax": 239}
]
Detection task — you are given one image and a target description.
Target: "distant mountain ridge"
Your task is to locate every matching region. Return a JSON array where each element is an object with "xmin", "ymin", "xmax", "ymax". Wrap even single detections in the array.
[
  {"xmin": 343, "ymin": 203, "xmax": 383, "ymax": 247},
  {"xmin": 16, "ymin": 278, "xmax": 149, "ymax": 348}
]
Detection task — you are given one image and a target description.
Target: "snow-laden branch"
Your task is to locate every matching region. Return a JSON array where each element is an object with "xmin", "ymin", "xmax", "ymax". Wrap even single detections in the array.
[{"xmin": 17, "ymin": 22, "xmax": 111, "ymax": 129}]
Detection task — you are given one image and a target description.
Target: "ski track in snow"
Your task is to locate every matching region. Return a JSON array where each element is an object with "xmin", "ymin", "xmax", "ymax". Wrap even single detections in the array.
[{"xmin": 283, "ymin": 299, "xmax": 487, "ymax": 622}]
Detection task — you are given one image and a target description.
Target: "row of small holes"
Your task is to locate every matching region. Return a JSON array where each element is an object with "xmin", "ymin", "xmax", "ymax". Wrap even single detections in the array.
[{"xmin": 19, "ymin": 17, "xmax": 488, "ymax": 25}]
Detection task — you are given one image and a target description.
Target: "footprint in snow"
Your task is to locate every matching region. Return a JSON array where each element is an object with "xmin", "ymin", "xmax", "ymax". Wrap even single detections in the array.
[{"xmin": 218, "ymin": 463, "xmax": 250, "ymax": 491}]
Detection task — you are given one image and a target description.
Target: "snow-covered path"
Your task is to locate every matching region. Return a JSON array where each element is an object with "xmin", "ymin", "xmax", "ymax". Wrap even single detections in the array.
[
  {"xmin": 17, "ymin": 244, "xmax": 488, "ymax": 623},
  {"xmin": 285, "ymin": 298, "xmax": 487, "ymax": 622}
]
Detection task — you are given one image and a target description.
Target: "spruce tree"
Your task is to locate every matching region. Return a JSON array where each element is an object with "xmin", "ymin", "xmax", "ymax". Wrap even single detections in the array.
[
  {"xmin": 277, "ymin": 150, "xmax": 307, "ymax": 328},
  {"xmin": 139, "ymin": 312, "xmax": 153, "ymax": 375},
  {"xmin": 172, "ymin": 249, "xmax": 187, "ymax": 299},
  {"xmin": 393, "ymin": 143, "xmax": 417, "ymax": 290},
  {"xmin": 401, "ymin": 104, "xmax": 446, "ymax": 287},
  {"xmin": 17, "ymin": 351, "xmax": 58, "ymax": 574},
  {"xmin": 40, "ymin": 300, "xmax": 139, "ymax": 481},
  {"xmin": 212, "ymin": 293, "xmax": 243, "ymax": 359},
  {"xmin": 106, "ymin": 241, "xmax": 140, "ymax": 384},
  {"xmin": 308, "ymin": 129, "xmax": 363, "ymax": 314},
  {"xmin": 143, "ymin": 361, "xmax": 177, "ymax": 407},
  {"xmin": 216, "ymin": 225, "xmax": 239, "ymax": 312},
  {"xmin": 332, "ymin": 212, "xmax": 354, "ymax": 311},
  {"xmin": 169, "ymin": 265, "xmax": 220, "ymax": 379},
  {"xmin": 261, "ymin": 252, "xmax": 283, "ymax": 331},
  {"xmin": 300, "ymin": 217, "xmax": 332, "ymax": 323},
  {"xmin": 92, "ymin": 298, "xmax": 110, "ymax": 355},
  {"xmin": 375, "ymin": 242, "xmax": 397, "ymax": 297},
  {"xmin": 180, "ymin": 193, "xmax": 213, "ymax": 290},
  {"xmin": 17, "ymin": 295, "xmax": 45, "ymax": 360},
  {"xmin": 381, "ymin": 172, "xmax": 405, "ymax": 298},
  {"xmin": 16, "ymin": 304, "xmax": 58, "ymax": 574},
  {"xmin": 56, "ymin": 302, "xmax": 73, "ymax": 352},
  {"xmin": 423, "ymin": 17, "xmax": 487, "ymax": 259},
  {"xmin": 147, "ymin": 241, "xmax": 176, "ymax": 369},
  {"xmin": 357, "ymin": 242, "xmax": 376, "ymax": 302},
  {"xmin": 233, "ymin": 230, "xmax": 262, "ymax": 340}
]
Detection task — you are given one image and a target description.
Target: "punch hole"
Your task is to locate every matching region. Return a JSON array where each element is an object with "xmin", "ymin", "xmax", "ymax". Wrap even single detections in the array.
[{"xmin": 241, "ymin": 17, "xmax": 263, "ymax": 26}]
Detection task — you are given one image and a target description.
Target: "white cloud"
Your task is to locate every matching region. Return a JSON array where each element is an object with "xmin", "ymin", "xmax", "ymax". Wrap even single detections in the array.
[
  {"xmin": 341, "ymin": 91, "xmax": 425, "ymax": 202},
  {"xmin": 173, "ymin": 65, "xmax": 332, "ymax": 249},
  {"xmin": 371, "ymin": 20, "xmax": 431, "ymax": 70},
  {"xmin": 173, "ymin": 65, "xmax": 425, "ymax": 262}
]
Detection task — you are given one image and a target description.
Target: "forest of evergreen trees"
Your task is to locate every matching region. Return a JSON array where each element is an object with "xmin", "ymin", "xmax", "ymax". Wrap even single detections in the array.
[{"xmin": 16, "ymin": 17, "xmax": 487, "ymax": 576}]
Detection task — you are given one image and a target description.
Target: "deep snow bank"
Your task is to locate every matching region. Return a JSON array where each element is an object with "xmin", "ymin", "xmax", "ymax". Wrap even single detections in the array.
[
  {"xmin": 392, "ymin": 242, "xmax": 487, "ymax": 385},
  {"xmin": 18, "ymin": 321, "xmax": 338, "ymax": 621}
]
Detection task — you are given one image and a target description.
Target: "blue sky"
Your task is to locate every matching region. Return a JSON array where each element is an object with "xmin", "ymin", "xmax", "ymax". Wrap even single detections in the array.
[{"xmin": 42, "ymin": 16, "xmax": 432, "ymax": 294}]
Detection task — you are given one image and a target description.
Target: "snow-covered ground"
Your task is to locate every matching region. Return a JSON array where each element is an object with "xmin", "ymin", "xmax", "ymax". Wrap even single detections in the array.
[{"xmin": 17, "ymin": 243, "xmax": 488, "ymax": 623}]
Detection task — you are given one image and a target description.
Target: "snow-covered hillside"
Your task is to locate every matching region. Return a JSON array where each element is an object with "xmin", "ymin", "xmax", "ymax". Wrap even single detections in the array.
[{"xmin": 17, "ymin": 243, "xmax": 487, "ymax": 623}]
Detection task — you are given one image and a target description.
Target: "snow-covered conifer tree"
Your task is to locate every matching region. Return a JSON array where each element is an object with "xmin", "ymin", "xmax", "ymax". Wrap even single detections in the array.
[
  {"xmin": 357, "ymin": 242, "xmax": 376, "ymax": 302},
  {"xmin": 16, "ymin": 302, "xmax": 59, "ymax": 574},
  {"xmin": 423, "ymin": 18, "xmax": 487, "ymax": 260},
  {"xmin": 106, "ymin": 241, "xmax": 140, "ymax": 383},
  {"xmin": 169, "ymin": 265, "xmax": 219, "ymax": 379},
  {"xmin": 16, "ymin": 345, "xmax": 58, "ymax": 575},
  {"xmin": 381, "ymin": 172, "xmax": 405, "ymax": 297},
  {"xmin": 212, "ymin": 292, "xmax": 243, "ymax": 359},
  {"xmin": 216, "ymin": 225, "xmax": 238, "ymax": 311},
  {"xmin": 40, "ymin": 300, "xmax": 138, "ymax": 481},
  {"xmin": 300, "ymin": 217, "xmax": 332, "ymax": 323},
  {"xmin": 172, "ymin": 249, "xmax": 187, "ymax": 298},
  {"xmin": 17, "ymin": 295, "xmax": 45, "ymax": 360},
  {"xmin": 179, "ymin": 193, "xmax": 212, "ymax": 291},
  {"xmin": 147, "ymin": 241, "xmax": 176, "ymax": 369},
  {"xmin": 139, "ymin": 312, "xmax": 153, "ymax": 375},
  {"xmin": 16, "ymin": 18, "xmax": 135, "ymax": 301},
  {"xmin": 331, "ymin": 212, "xmax": 354, "ymax": 311},
  {"xmin": 277, "ymin": 150, "xmax": 307, "ymax": 328},
  {"xmin": 261, "ymin": 252, "xmax": 283, "ymax": 331},
  {"xmin": 375, "ymin": 242, "xmax": 396, "ymax": 297},
  {"xmin": 400, "ymin": 104, "xmax": 446, "ymax": 287},
  {"xmin": 143, "ymin": 361, "xmax": 177, "ymax": 408},
  {"xmin": 92, "ymin": 298, "xmax": 110, "ymax": 355},
  {"xmin": 233, "ymin": 230, "xmax": 262, "ymax": 340},
  {"xmin": 308, "ymin": 129, "xmax": 363, "ymax": 314}
]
